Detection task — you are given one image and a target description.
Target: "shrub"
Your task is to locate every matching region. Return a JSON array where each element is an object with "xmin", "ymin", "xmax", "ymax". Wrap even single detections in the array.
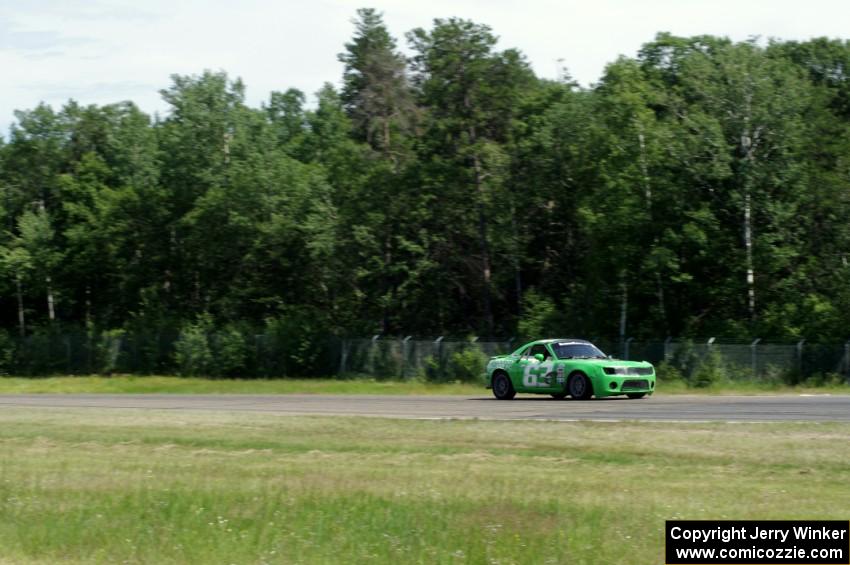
[
  {"xmin": 0, "ymin": 329, "xmax": 15, "ymax": 375},
  {"xmin": 175, "ymin": 314, "xmax": 214, "ymax": 376},
  {"xmin": 655, "ymin": 361, "xmax": 684, "ymax": 384},
  {"xmin": 370, "ymin": 340, "xmax": 402, "ymax": 379},
  {"xmin": 262, "ymin": 309, "xmax": 332, "ymax": 377},
  {"xmin": 213, "ymin": 324, "xmax": 249, "ymax": 377},
  {"xmin": 801, "ymin": 372, "xmax": 845, "ymax": 387},
  {"xmin": 448, "ymin": 346, "xmax": 488, "ymax": 383},
  {"xmin": 418, "ymin": 355, "xmax": 441, "ymax": 382},
  {"xmin": 759, "ymin": 364, "xmax": 786, "ymax": 386},
  {"xmin": 96, "ymin": 329, "xmax": 126, "ymax": 374},
  {"xmin": 690, "ymin": 349, "xmax": 726, "ymax": 388},
  {"xmin": 668, "ymin": 340, "xmax": 701, "ymax": 379}
]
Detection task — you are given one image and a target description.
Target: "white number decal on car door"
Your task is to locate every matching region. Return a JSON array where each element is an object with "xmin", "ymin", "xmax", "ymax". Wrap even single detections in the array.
[{"xmin": 523, "ymin": 360, "xmax": 554, "ymax": 387}]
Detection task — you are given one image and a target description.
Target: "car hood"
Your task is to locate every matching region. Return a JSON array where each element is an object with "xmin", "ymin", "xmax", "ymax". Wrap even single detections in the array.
[{"xmin": 559, "ymin": 358, "xmax": 652, "ymax": 367}]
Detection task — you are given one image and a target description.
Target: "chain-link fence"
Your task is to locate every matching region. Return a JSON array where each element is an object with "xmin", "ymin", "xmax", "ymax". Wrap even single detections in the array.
[
  {"xmin": 608, "ymin": 338, "xmax": 849, "ymax": 384},
  {"xmin": 337, "ymin": 337, "xmax": 515, "ymax": 380},
  {"xmin": 0, "ymin": 329, "xmax": 848, "ymax": 382}
]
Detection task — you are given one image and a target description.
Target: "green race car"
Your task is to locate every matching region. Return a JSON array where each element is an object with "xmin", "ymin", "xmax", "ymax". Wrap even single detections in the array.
[{"xmin": 486, "ymin": 339, "xmax": 655, "ymax": 400}]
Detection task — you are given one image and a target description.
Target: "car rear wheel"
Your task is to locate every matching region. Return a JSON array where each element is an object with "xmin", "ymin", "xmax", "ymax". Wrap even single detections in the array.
[
  {"xmin": 492, "ymin": 372, "xmax": 516, "ymax": 400},
  {"xmin": 568, "ymin": 372, "xmax": 593, "ymax": 400},
  {"xmin": 627, "ymin": 393, "xmax": 646, "ymax": 399}
]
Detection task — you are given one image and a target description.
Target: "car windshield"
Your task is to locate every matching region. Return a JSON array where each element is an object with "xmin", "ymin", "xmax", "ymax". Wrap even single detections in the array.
[{"xmin": 551, "ymin": 342, "xmax": 607, "ymax": 359}]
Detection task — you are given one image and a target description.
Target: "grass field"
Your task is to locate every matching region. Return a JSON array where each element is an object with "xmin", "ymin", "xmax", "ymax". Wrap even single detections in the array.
[
  {"xmin": 0, "ymin": 374, "xmax": 848, "ymax": 395},
  {"xmin": 0, "ymin": 409, "xmax": 848, "ymax": 564},
  {"xmin": 0, "ymin": 376, "xmax": 483, "ymax": 395}
]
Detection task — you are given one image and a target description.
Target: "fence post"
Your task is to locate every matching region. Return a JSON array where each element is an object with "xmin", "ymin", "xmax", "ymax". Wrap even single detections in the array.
[
  {"xmin": 433, "ymin": 336, "xmax": 444, "ymax": 352},
  {"xmin": 253, "ymin": 335, "xmax": 262, "ymax": 376},
  {"xmin": 65, "ymin": 335, "xmax": 72, "ymax": 373},
  {"xmin": 705, "ymin": 337, "xmax": 715, "ymax": 366},
  {"xmin": 131, "ymin": 334, "xmax": 138, "ymax": 374},
  {"xmin": 338, "ymin": 338, "xmax": 349, "ymax": 375},
  {"xmin": 844, "ymin": 340, "xmax": 850, "ymax": 380},
  {"xmin": 87, "ymin": 331, "xmax": 93, "ymax": 373},
  {"xmin": 434, "ymin": 336, "xmax": 444, "ymax": 380},
  {"xmin": 664, "ymin": 336, "xmax": 673, "ymax": 362},
  {"xmin": 624, "ymin": 337, "xmax": 634, "ymax": 360},
  {"xmin": 369, "ymin": 334, "xmax": 380, "ymax": 375},
  {"xmin": 402, "ymin": 336, "xmax": 412, "ymax": 379},
  {"xmin": 155, "ymin": 332, "xmax": 161, "ymax": 374},
  {"xmin": 796, "ymin": 339, "xmax": 805, "ymax": 377},
  {"xmin": 750, "ymin": 338, "xmax": 761, "ymax": 378}
]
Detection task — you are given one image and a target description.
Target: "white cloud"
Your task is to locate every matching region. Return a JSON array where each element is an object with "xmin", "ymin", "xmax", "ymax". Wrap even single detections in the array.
[{"xmin": 2, "ymin": 0, "xmax": 850, "ymax": 135}]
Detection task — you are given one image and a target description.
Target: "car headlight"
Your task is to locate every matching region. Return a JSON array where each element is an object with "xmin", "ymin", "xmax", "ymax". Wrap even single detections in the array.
[{"xmin": 603, "ymin": 367, "xmax": 627, "ymax": 375}]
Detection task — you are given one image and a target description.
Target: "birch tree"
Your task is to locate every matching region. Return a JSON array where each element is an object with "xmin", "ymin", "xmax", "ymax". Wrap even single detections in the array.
[{"xmin": 680, "ymin": 40, "xmax": 810, "ymax": 325}]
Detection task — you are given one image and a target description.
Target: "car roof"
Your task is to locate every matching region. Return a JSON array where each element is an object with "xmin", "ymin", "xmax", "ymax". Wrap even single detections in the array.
[
  {"xmin": 516, "ymin": 339, "xmax": 592, "ymax": 351},
  {"xmin": 513, "ymin": 338, "xmax": 596, "ymax": 355},
  {"xmin": 541, "ymin": 338, "xmax": 592, "ymax": 344}
]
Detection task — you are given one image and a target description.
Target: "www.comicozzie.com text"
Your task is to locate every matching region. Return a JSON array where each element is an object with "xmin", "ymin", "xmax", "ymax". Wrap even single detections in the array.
[{"xmin": 669, "ymin": 525, "xmax": 847, "ymax": 544}]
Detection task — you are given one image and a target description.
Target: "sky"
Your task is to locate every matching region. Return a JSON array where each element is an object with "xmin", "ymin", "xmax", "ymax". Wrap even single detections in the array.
[{"xmin": 2, "ymin": 0, "xmax": 850, "ymax": 135}]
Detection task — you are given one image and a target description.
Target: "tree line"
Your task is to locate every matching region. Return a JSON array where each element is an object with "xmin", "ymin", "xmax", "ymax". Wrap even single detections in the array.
[{"xmin": 2, "ymin": 9, "xmax": 850, "ymax": 349}]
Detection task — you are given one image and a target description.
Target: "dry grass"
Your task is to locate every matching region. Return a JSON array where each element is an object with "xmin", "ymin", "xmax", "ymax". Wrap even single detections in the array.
[
  {"xmin": 0, "ymin": 409, "xmax": 848, "ymax": 563},
  {"xmin": 0, "ymin": 375, "xmax": 485, "ymax": 395}
]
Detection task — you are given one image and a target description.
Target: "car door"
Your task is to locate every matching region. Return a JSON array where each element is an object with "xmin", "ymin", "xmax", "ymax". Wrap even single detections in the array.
[
  {"xmin": 515, "ymin": 343, "xmax": 555, "ymax": 389},
  {"xmin": 527, "ymin": 343, "xmax": 557, "ymax": 389},
  {"xmin": 508, "ymin": 346, "xmax": 532, "ymax": 388}
]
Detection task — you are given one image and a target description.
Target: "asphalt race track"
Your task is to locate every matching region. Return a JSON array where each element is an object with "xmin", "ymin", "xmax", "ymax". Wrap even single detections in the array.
[{"xmin": 1, "ymin": 393, "xmax": 849, "ymax": 422}]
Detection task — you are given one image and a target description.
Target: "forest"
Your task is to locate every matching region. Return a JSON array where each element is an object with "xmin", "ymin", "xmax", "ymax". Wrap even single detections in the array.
[{"xmin": 2, "ymin": 9, "xmax": 850, "ymax": 373}]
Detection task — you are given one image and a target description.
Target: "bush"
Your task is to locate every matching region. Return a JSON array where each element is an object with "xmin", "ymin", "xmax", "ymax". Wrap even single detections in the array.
[
  {"xmin": 261, "ymin": 309, "xmax": 332, "ymax": 377},
  {"xmin": 370, "ymin": 340, "xmax": 402, "ymax": 379},
  {"xmin": 212, "ymin": 324, "xmax": 249, "ymax": 377},
  {"xmin": 759, "ymin": 364, "xmax": 787, "ymax": 386},
  {"xmin": 801, "ymin": 372, "xmax": 845, "ymax": 387},
  {"xmin": 0, "ymin": 329, "xmax": 15, "ymax": 375},
  {"xmin": 448, "ymin": 346, "xmax": 488, "ymax": 383},
  {"xmin": 668, "ymin": 340, "xmax": 701, "ymax": 379},
  {"xmin": 174, "ymin": 314, "xmax": 214, "ymax": 376},
  {"xmin": 655, "ymin": 361, "xmax": 684, "ymax": 384},
  {"xmin": 96, "ymin": 329, "xmax": 126, "ymax": 374},
  {"xmin": 418, "ymin": 355, "xmax": 441, "ymax": 382},
  {"xmin": 16, "ymin": 329, "xmax": 66, "ymax": 375},
  {"xmin": 690, "ymin": 349, "xmax": 726, "ymax": 388}
]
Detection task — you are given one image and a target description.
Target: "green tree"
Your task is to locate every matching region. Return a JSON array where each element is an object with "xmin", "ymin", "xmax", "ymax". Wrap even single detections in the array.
[
  {"xmin": 265, "ymin": 88, "xmax": 307, "ymax": 149},
  {"xmin": 158, "ymin": 71, "xmax": 253, "ymax": 316},
  {"xmin": 11, "ymin": 207, "xmax": 61, "ymax": 324},
  {"xmin": 408, "ymin": 18, "xmax": 535, "ymax": 332},
  {"xmin": 340, "ymin": 8, "xmax": 417, "ymax": 167},
  {"xmin": 0, "ymin": 242, "xmax": 32, "ymax": 335}
]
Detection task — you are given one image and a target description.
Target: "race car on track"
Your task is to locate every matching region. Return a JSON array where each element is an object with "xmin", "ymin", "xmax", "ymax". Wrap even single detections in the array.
[{"xmin": 485, "ymin": 339, "xmax": 655, "ymax": 400}]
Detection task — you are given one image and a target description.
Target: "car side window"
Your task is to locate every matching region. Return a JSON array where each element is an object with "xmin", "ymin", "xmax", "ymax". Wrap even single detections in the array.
[{"xmin": 529, "ymin": 344, "xmax": 551, "ymax": 360}]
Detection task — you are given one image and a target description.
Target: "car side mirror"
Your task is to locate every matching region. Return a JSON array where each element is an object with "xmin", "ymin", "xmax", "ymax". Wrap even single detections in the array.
[{"xmin": 534, "ymin": 353, "xmax": 544, "ymax": 362}]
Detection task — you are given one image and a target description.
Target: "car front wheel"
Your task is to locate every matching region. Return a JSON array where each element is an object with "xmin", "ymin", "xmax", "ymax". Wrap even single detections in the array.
[
  {"xmin": 492, "ymin": 372, "xmax": 516, "ymax": 400},
  {"xmin": 568, "ymin": 372, "xmax": 593, "ymax": 400}
]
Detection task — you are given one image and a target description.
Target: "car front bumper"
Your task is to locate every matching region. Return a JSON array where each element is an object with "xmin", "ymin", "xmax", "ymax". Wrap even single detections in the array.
[{"xmin": 593, "ymin": 375, "xmax": 656, "ymax": 397}]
